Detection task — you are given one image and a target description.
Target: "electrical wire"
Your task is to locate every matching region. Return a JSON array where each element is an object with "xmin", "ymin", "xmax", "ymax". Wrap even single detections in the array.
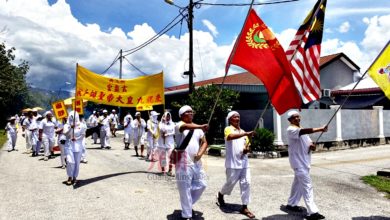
[
  {"xmin": 122, "ymin": 13, "xmax": 184, "ymax": 56},
  {"xmin": 101, "ymin": 51, "xmax": 121, "ymax": 74},
  {"xmin": 123, "ymin": 56, "xmax": 147, "ymax": 76},
  {"xmin": 200, "ymin": 0, "xmax": 299, "ymax": 6}
]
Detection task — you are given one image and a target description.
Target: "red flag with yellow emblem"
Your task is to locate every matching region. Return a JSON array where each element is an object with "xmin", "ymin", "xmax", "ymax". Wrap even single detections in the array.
[{"xmin": 226, "ymin": 9, "xmax": 301, "ymax": 114}]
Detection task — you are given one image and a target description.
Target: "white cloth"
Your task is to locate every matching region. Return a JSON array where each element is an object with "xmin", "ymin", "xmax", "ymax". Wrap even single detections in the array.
[
  {"xmin": 176, "ymin": 163, "xmax": 207, "ymax": 218},
  {"xmin": 175, "ymin": 121, "xmax": 205, "ymax": 167},
  {"xmin": 132, "ymin": 118, "xmax": 146, "ymax": 146},
  {"xmin": 109, "ymin": 113, "xmax": 119, "ymax": 128},
  {"xmin": 40, "ymin": 118, "xmax": 56, "ymax": 157},
  {"xmin": 123, "ymin": 114, "xmax": 133, "ymax": 143},
  {"xmin": 287, "ymin": 167, "xmax": 319, "ymax": 215},
  {"xmin": 66, "ymin": 151, "xmax": 82, "ymax": 178},
  {"xmin": 158, "ymin": 148, "xmax": 173, "ymax": 169},
  {"xmin": 158, "ymin": 120, "xmax": 175, "ymax": 149},
  {"xmin": 220, "ymin": 168, "xmax": 251, "ymax": 205},
  {"xmin": 287, "ymin": 125, "xmax": 312, "ymax": 169},
  {"xmin": 5, "ymin": 122, "xmax": 17, "ymax": 150},
  {"xmin": 224, "ymin": 126, "xmax": 249, "ymax": 169},
  {"xmin": 99, "ymin": 116, "xmax": 111, "ymax": 148}
]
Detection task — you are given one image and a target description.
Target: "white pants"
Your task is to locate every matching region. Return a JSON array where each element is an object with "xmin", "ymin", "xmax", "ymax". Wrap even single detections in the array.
[
  {"xmin": 133, "ymin": 135, "xmax": 144, "ymax": 147},
  {"xmin": 25, "ymin": 130, "xmax": 32, "ymax": 151},
  {"xmin": 92, "ymin": 132, "xmax": 98, "ymax": 144},
  {"xmin": 59, "ymin": 142, "xmax": 66, "ymax": 166},
  {"xmin": 220, "ymin": 168, "xmax": 251, "ymax": 205},
  {"xmin": 288, "ymin": 167, "xmax": 319, "ymax": 215},
  {"xmin": 124, "ymin": 130, "xmax": 132, "ymax": 144},
  {"xmin": 7, "ymin": 133, "xmax": 17, "ymax": 150},
  {"xmin": 42, "ymin": 136, "xmax": 55, "ymax": 157},
  {"xmin": 66, "ymin": 150, "xmax": 82, "ymax": 178},
  {"xmin": 147, "ymin": 138, "xmax": 158, "ymax": 160},
  {"xmin": 176, "ymin": 163, "xmax": 207, "ymax": 218},
  {"xmin": 158, "ymin": 147, "xmax": 173, "ymax": 169},
  {"xmin": 100, "ymin": 129, "xmax": 110, "ymax": 148}
]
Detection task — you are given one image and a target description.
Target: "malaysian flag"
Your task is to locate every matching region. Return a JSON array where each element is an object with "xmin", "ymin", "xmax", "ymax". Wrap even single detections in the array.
[{"xmin": 286, "ymin": 0, "xmax": 327, "ymax": 104}]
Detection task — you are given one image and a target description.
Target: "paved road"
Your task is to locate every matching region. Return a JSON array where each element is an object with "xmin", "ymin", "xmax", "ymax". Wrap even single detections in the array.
[{"xmin": 0, "ymin": 131, "xmax": 389, "ymax": 220}]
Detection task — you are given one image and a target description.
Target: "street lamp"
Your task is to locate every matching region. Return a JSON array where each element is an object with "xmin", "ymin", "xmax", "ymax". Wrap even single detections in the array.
[{"xmin": 165, "ymin": 0, "xmax": 202, "ymax": 94}]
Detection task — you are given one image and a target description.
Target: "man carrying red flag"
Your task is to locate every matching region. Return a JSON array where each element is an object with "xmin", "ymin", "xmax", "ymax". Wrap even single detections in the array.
[{"xmin": 226, "ymin": 9, "xmax": 301, "ymax": 115}]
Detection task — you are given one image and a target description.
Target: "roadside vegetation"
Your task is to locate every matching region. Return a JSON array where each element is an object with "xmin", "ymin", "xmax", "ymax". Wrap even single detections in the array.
[
  {"xmin": 362, "ymin": 175, "xmax": 390, "ymax": 199},
  {"xmin": 0, "ymin": 129, "xmax": 6, "ymax": 149}
]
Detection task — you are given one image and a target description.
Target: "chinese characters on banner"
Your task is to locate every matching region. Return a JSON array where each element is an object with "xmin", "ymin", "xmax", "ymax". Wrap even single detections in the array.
[
  {"xmin": 72, "ymin": 98, "xmax": 84, "ymax": 115},
  {"xmin": 51, "ymin": 100, "xmax": 68, "ymax": 119},
  {"xmin": 76, "ymin": 65, "xmax": 165, "ymax": 108},
  {"xmin": 136, "ymin": 105, "xmax": 153, "ymax": 111}
]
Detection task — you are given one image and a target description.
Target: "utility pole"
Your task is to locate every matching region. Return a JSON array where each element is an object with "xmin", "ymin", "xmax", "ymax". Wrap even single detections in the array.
[
  {"xmin": 119, "ymin": 49, "xmax": 123, "ymax": 119},
  {"xmin": 188, "ymin": 0, "xmax": 194, "ymax": 94}
]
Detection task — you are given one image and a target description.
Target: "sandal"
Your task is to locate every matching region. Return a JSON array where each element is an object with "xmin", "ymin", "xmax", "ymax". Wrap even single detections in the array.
[{"xmin": 240, "ymin": 208, "xmax": 255, "ymax": 219}]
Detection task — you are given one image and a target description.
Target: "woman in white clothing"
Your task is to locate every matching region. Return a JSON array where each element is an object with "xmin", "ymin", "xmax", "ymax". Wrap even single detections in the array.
[
  {"xmin": 55, "ymin": 118, "xmax": 67, "ymax": 169},
  {"xmin": 157, "ymin": 112, "xmax": 175, "ymax": 176},
  {"xmin": 5, "ymin": 116, "xmax": 18, "ymax": 152},
  {"xmin": 146, "ymin": 111, "xmax": 160, "ymax": 162},
  {"xmin": 132, "ymin": 112, "xmax": 146, "ymax": 157},
  {"xmin": 39, "ymin": 111, "xmax": 57, "ymax": 161},
  {"xmin": 63, "ymin": 113, "xmax": 86, "ymax": 185},
  {"xmin": 123, "ymin": 112, "xmax": 133, "ymax": 151}
]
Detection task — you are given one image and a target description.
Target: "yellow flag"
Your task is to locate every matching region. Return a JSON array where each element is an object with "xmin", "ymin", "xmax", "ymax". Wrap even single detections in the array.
[
  {"xmin": 51, "ymin": 100, "xmax": 68, "ymax": 119},
  {"xmin": 72, "ymin": 98, "xmax": 84, "ymax": 115},
  {"xmin": 76, "ymin": 65, "xmax": 165, "ymax": 107},
  {"xmin": 368, "ymin": 41, "xmax": 390, "ymax": 99}
]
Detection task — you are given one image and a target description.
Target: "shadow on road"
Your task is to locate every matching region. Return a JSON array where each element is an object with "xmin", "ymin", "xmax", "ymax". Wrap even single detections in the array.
[
  {"xmin": 262, "ymin": 214, "xmax": 304, "ymax": 220},
  {"xmin": 73, "ymin": 170, "xmax": 162, "ymax": 189},
  {"xmin": 166, "ymin": 209, "xmax": 204, "ymax": 220},
  {"xmin": 352, "ymin": 217, "xmax": 390, "ymax": 220},
  {"xmin": 217, "ymin": 202, "xmax": 260, "ymax": 219},
  {"xmin": 276, "ymin": 205, "xmax": 306, "ymax": 220}
]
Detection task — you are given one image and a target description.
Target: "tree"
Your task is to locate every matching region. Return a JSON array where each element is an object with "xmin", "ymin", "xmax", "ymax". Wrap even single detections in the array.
[
  {"xmin": 0, "ymin": 42, "xmax": 30, "ymax": 126},
  {"xmin": 172, "ymin": 85, "xmax": 240, "ymax": 144}
]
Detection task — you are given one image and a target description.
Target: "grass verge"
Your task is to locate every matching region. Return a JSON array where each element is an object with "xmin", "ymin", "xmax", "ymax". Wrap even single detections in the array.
[
  {"xmin": 361, "ymin": 175, "xmax": 390, "ymax": 199},
  {"xmin": 0, "ymin": 129, "xmax": 6, "ymax": 149}
]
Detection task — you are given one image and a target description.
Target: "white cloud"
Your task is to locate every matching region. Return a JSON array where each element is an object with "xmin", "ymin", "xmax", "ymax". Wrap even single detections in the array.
[
  {"xmin": 201, "ymin": 19, "xmax": 218, "ymax": 37},
  {"xmin": 338, "ymin": 21, "xmax": 350, "ymax": 33}
]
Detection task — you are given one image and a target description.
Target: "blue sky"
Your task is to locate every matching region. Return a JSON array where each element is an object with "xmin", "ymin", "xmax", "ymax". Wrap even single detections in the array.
[{"xmin": 1, "ymin": 0, "xmax": 390, "ymax": 91}]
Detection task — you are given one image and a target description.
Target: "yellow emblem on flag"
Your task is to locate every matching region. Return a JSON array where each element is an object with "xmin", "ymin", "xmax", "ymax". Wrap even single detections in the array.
[
  {"xmin": 368, "ymin": 41, "xmax": 390, "ymax": 100},
  {"xmin": 72, "ymin": 98, "xmax": 84, "ymax": 115},
  {"xmin": 76, "ymin": 65, "xmax": 165, "ymax": 107},
  {"xmin": 51, "ymin": 100, "xmax": 68, "ymax": 119}
]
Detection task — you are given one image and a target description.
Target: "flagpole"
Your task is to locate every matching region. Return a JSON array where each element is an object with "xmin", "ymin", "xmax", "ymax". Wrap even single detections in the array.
[
  {"xmin": 207, "ymin": 0, "xmax": 255, "ymax": 125},
  {"xmin": 311, "ymin": 40, "xmax": 390, "ymax": 153},
  {"xmin": 73, "ymin": 63, "xmax": 79, "ymax": 139}
]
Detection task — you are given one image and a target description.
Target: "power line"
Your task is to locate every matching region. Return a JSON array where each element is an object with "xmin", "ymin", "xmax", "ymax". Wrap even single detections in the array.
[
  {"xmin": 123, "ymin": 56, "xmax": 147, "ymax": 76},
  {"xmin": 200, "ymin": 0, "xmax": 299, "ymax": 6},
  {"xmin": 101, "ymin": 51, "xmax": 121, "ymax": 74}
]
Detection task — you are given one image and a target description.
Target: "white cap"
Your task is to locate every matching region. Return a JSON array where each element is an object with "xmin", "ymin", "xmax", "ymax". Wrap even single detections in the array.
[
  {"xmin": 287, "ymin": 110, "xmax": 300, "ymax": 119},
  {"xmin": 227, "ymin": 111, "xmax": 239, "ymax": 121},
  {"xmin": 93, "ymin": 111, "xmax": 96, "ymax": 114},
  {"xmin": 135, "ymin": 112, "xmax": 141, "ymax": 116},
  {"xmin": 10, "ymin": 116, "xmax": 16, "ymax": 120},
  {"xmin": 112, "ymin": 109, "xmax": 116, "ymax": 112},
  {"xmin": 179, "ymin": 105, "xmax": 192, "ymax": 117},
  {"xmin": 103, "ymin": 109, "xmax": 108, "ymax": 113},
  {"xmin": 44, "ymin": 111, "xmax": 52, "ymax": 117},
  {"xmin": 150, "ymin": 111, "xmax": 160, "ymax": 116}
]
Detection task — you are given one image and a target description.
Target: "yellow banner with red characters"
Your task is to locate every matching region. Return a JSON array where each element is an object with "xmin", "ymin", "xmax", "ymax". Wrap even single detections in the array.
[
  {"xmin": 51, "ymin": 100, "xmax": 68, "ymax": 119},
  {"xmin": 76, "ymin": 65, "xmax": 165, "ymax": 107},
  {"xmin": 72, "ymin": 98, "xmax": 84, "ymax": 115}
]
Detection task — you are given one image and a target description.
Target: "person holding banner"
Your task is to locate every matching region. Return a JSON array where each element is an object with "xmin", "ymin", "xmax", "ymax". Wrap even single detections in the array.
[
  {"xmin": 123, "ymin": 112, "xmax": 133, "ymax": 151},
  {"xmin": 132, "ymin": 112, "xmax": 146, "ymax": 157},
  {"xmin": 98, "ymin": 109, "xmax": 111, "ymax": 149},
  {"xmin": 217, "ymin": 111, "xmax": 255, "ymax": 219},
  {"xmin": 175, "ymin": 105, "xmax": 209, "ymax": 220},
  {"xmin": 63, "ymin": 112, "xmax": 85, "ymax": 185},
  {"xmin": 39, "ymin": 111, "xmax": 57, "ymax": 161},
  {"xmin": 285, "ymin": 110, "xmax": 327, "ymax": 220},
  {"xmin": 157, "ymin": 112, "xmax": 175, "ymax": 176},
  {"xmin": 146, "ymin": 111, "xmax": 160, "ymax": 162}
]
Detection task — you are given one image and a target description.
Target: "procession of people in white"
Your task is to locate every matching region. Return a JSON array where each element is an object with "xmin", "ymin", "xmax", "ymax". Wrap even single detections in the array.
[{"xmin": 5, "ymin": 106, "xmax": 329, "ymax": 220}]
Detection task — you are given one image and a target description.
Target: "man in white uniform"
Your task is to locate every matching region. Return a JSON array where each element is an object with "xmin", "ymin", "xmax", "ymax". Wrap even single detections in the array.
[
  {"xmin": 99, "ymin": 109, "xmax": 111, "ymax": 149},
  {"xmin": 175, "ymin": 105, "xmax": 208, "ymax": 220},
  {"xmin": 132, "ymin": 112, "xmax": 146, "ymax": 157},
  {"xmin": 39, "ymin": 111, "xmax": 57, "ymax": 161},
  {"xmin": 285, "ymin": 110, "xmax": 327, "ymax": 220},
  {"xmin": 88, "ymin": 111, "xmax": 99, "ymax": 144},
  {"xmin": 5, "ymin": 116, "xmax": 18, "ymax": 152},
  {"xmin": 109, "ymin": 109, "xmax": 119, "ymax": 137},
  {"xmin": 123, "ymin": 111, "xmax": 133, "ymax": 151},
  {"xmin": 146, "ymin": 111, "xmax": 160, "ymax": 162},
  {"xmin": 217, "ymin": 111, "xmax": 255, "ymax": 219}
]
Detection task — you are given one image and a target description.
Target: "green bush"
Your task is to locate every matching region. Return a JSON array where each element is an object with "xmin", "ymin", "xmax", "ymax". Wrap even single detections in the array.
[{"xmin": 251, "ymin": 128, "xmax": 275, "ymax": 152}]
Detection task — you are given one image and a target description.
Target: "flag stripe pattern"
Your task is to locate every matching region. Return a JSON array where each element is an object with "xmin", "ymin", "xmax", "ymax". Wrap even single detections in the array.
[{"xmin": 286, "ymin": 0, "xmax": 326, "ymax": 104}]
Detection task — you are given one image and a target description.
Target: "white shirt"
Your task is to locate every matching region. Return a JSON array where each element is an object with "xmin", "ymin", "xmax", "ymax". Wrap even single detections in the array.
[
  {"xmin": 132, "ymin": 118, "xmax": 146, "ymax": 137},
  {"xmin": 110, "ymin": 113, "xmax": 119, "ymax": 125},
  {"xmin": 123, "ymin": 114, "xmax": 133, "ymax": 133},
  {"xmin": 64, "ymin": 124, "xmax": 86, "ymax": 152},
  {"xmin": 88, "ymin": 114, "xmax": 98, "ymax": 127},
  {"xmin": 158, "ymin": 121, "xmax": 175, "ymax": 149},
  {"xmin": 175, "ymin": 121, "xmax": 205, "ymax": 166},
  {"xmin": 224, "ymin": 126, "xmax": 249, "ymax": 169},
  {"xmin": 40, "ymin": 118, "xmax": 56, "ymax": 138},
  {"xmin": 287, "ymin": 125, "xmax": 312, "ymax": 169},
  {"xmin": 147, "ymin": 119, "xmax": 159, "ymax": 140},
  {"xmin": 5, "ymin": 122, "xmax": 17, "ymax": 135},
  {"xmin": 99, "ymin": 116, "xmax": 110, "ymax": 131}
]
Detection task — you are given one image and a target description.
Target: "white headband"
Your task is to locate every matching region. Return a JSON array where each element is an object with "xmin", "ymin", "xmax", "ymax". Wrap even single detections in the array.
[
  {"xmin": 287, "ymin": 110, "xmax": 300, "ymax": 119},
  {"xmin": 179, "ymin": 105, "xmax": 192, "ymax": 117}
]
